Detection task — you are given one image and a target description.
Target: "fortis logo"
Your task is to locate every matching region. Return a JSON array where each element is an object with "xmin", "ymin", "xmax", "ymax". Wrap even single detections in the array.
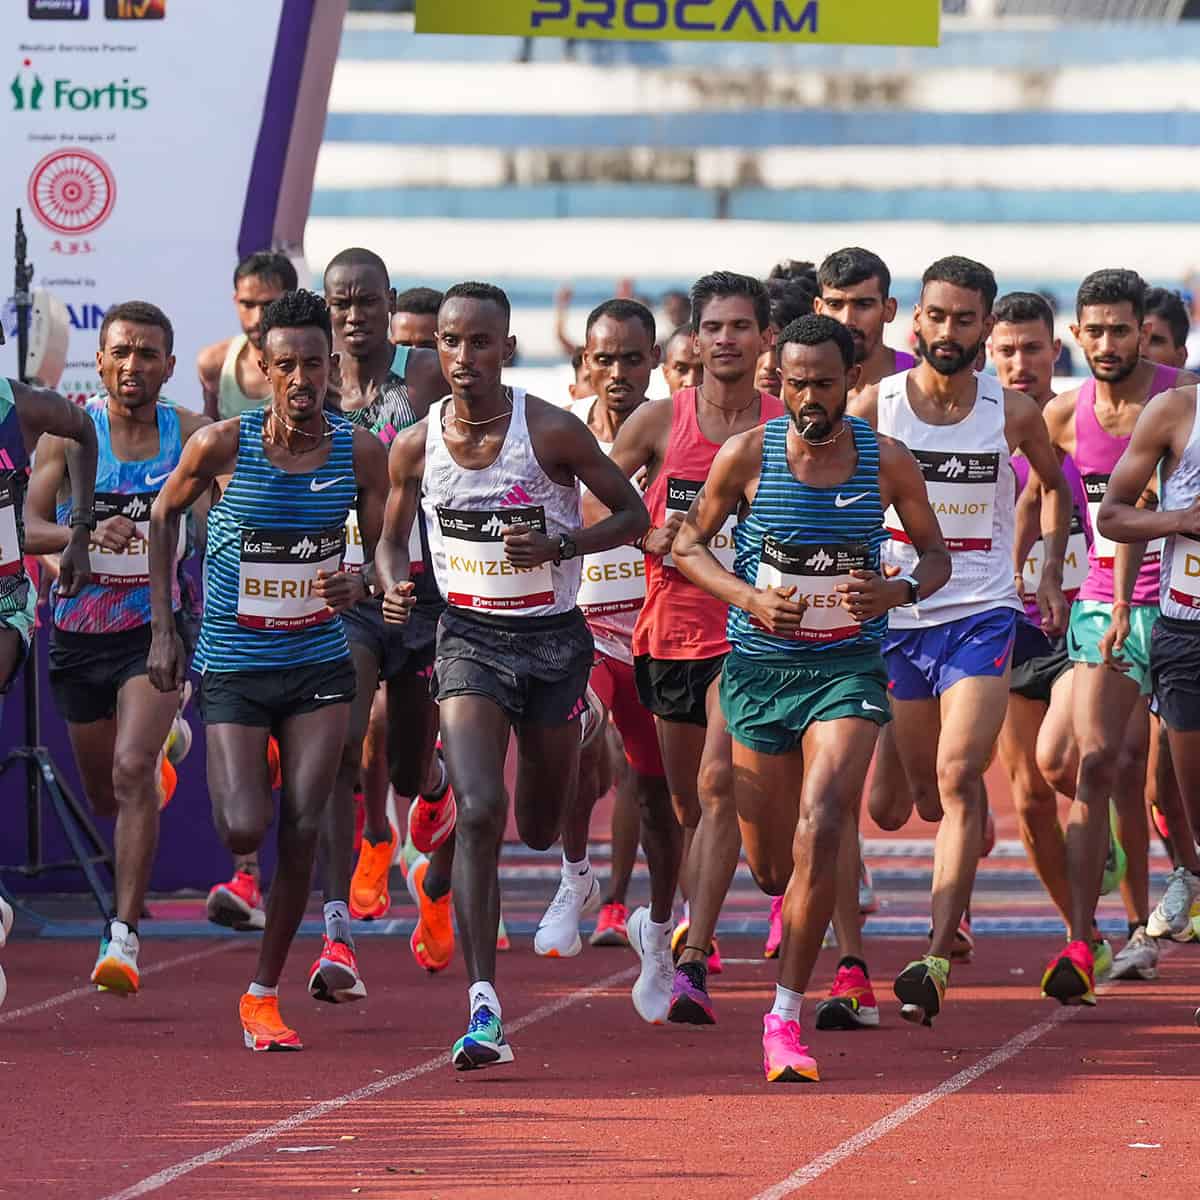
[
  {"xmin": 937, "ymin": 456, "xmax": 967, "ymax": 480},
  {"xmin": 291, "ymin": 536, "xmax": 318, "ymax": 560},
  {"xmin": 11, "ymin": 60, "xmax": 148, "ymax": 111}
]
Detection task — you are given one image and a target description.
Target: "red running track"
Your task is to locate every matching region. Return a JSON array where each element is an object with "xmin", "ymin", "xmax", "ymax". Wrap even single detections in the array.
[{"xmin": 1, "ymin": 933, "xmax": 1197, "ymax": 1198}]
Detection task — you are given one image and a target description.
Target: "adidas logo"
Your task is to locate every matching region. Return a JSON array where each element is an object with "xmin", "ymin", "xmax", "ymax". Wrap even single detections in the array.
[
  {"xmin": 482, "ymin": 514, "xmax": 506, "ymax": 537},
  {"xmin": 937, "ymin": 456, "xmax": 967, "ymax": 479},
  {"xmin": 805, "ymin": 548, "xmax": 834, "ymax": 571},
  {"xmin": 290, "ymin": 536, "xmax": 318, "ymax": 560},
  {"xmin": 499, "ymin": 483, "xmax": 534, "ymax": 508},
  {"xmin": 124, "ymin": 496, "xmax": 148, "ymax": 519}
]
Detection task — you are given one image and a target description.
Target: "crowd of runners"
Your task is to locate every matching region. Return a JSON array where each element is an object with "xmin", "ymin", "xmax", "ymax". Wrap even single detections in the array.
[{"xmin": 1, "ymin": 243, "xmax": 1198, "ymax": 1082}]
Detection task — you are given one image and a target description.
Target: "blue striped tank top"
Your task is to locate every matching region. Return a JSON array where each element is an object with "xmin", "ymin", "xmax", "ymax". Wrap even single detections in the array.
[
  {"xmin": 195, "ymin": 407, "xmax": 356, "ymax": 673},
  {"xmin": 728, "ymin": 416, "xmax": 889, "ymax": 659},
  {"xmin": 55, "ymin": 397, "xmax": 183, "ymax": 634}
]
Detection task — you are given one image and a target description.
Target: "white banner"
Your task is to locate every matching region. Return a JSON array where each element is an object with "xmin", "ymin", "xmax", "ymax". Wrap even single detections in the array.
[{"xmin": 0, "ymin": 0, "xmax": 322, "ymax": 409}]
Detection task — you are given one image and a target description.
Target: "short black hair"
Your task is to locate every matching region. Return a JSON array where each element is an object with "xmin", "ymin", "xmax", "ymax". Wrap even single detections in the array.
[
  {"xmin": 768, "ymin": 259, "xmax": 817, "ymax": 285},
  {"xmin": 1076, "ymin": 268, "xmax": 1147, "ymax": 322},
  {"xmin": 234, "ymin": 250, "xmax": 298, "ymax": 293},
  {"xmin": 99, "ymin": 300, "xmax": 174, "ymax": 356},
  {"xmin": 767, "ymin": 278, "xmax": 816, "ymax": 331},
  {"xmin": 441, "ymin": 281, "xmax": 512, "ymax": 328},
  {"xmin": 571, "ymin": 347, "xmax": 585, "ymax": 371},
  {"xmin": 922, "ymin": 255, "xmax": 998, "ymax": 315},
  {"xmin": 993, "ymin": 291, "xmax": 1056, "ymax": 336},
  {"xmin": 259, "ymin": 288, "xmax": 332, "ymax": 351},
  {"xmin": 324, "ymin": 246, "xmax": 390, "ymax": 289},
  {"xmin": 1144, "ymin": 286, "xmax": 1190, "ymax": 349},
  {"xmin": 394, "ymin": 286, "xmax": 443, "ymax": 317},
  {"xmin": 586, "ymin": 298, "xmax": 657, "ymax": 344},
  {"xmin": 690, "ymin": 270, "xmax": 770, "ymax": 332},
  {"xmin": 818, "ymin": 247, "xmax": 892, "ymax": 299},
  {"xmin": 665, "ymin": 323, "xmax": 693, "ymax": 349},
  {"xmin": 777, "ymin": 313, "xmax": 856, "ymax": 371}
]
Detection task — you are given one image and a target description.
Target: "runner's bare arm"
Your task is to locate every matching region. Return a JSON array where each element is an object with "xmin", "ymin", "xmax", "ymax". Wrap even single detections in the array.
[
  {"xmin": 605, "ymin": 397, "xmax": 677, "ymax": 554},
  {"xmin": 196, "ymin": 341, "xmax": 226, "ymax": 422},
  {"xmin": 22, "ymin": 433, "xmax": 71, "ymax": 555},
  {"xmin": 376, "ymin": 421, "xmax": 424, "ymax": 624},
  {"xmin": 401, "ymin": 347, "xmax": 448, "ymax": 422},
  {"xmin": 846, "ymin": 382, "xmax": 879, "ymax": 426}
]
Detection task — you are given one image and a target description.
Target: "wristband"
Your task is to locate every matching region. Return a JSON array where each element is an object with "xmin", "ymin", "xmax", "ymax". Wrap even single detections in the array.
[
  {"xmin": 1112, "ymin": 601, "xmax": 1132, "ymax": 612},
  {"xmin": 634, "ymin": 528, "xmax": 653, "ymax": 552}
]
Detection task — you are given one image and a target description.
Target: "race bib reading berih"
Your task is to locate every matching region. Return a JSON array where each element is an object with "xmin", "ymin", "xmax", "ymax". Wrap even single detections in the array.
[
  {"xmin": 439, "ymin": 505, "xmax": 554, "ymax": 612},
  {"xmin": 237, "ymin": 526, "xmax": 345, "ymax": 630},
  {"xmin": 1168, "ymin": 533, "xmax": 1200, "ymax": 609},
  {"xmin": 577, "ymin": 543, "xmax": 646, "ymax": 617},
  {"xmin": 0, "ymin": 476, "xmax": 22, "ymax": 579},
  {"xmin": 1023, "ymin": 508, "xmax": 1088, "ymax": 599},
  {"xmin": 887, "ymin": 450, "xmax": 999, "ymax": 551},
  {"xmin": 664, "ymin": 476, "xmax": 736, "ymax": 570},
  {"xmin": 1084, "ymin": 473, "xmax": 1163, "ymax": 568},
  {"xmin": 90, "ymin": 491, "xmax": 185, "ymax": 586},
  {"xmin": 752, "ymin": 536, "xmax": 870, "ymax": 643}
]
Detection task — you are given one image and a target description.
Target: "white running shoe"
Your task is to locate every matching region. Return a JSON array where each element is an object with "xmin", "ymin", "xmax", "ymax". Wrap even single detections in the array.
[
  {"xmin": 1109, "ymin": 926, "xmax": 1160, "ymax": 981},
  {"xmin": 1146, "ymin": 867, "xmax": 1200, "ymax": 940},
  {"xmin": 91, "ymin": 924, "xmax": 140, "ymax": 995},
  {"xmin": 858, "ymin": 839, "xmax": 879, "ymax": 916},
  {"xmin": 0, "ymin": 894, "xmax": 13, "ymax": 949},
  {"xmin": 534, "ymin": 869, "xmax": 601, "ymax": 958},
  {"xmin": 628, "ymin": 906, "xmax": 673, "ymax": 1025}
]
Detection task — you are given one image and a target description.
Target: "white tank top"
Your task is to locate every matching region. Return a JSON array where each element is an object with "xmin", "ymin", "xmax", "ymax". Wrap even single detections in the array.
[
  {"xmin": 878, "ymin": 369, "xmax": 1020, "ymax": 628},
  {"xmin": 1159, "ymin": 392, "xmax": 1200, "ymax": 620},
  {"xmin": 570, "ymin": 395, "xmax": 646, "ymax": 664},
  {"xmin": 423, "ymin": 387, "xmax": 582, "ymax": 617}
]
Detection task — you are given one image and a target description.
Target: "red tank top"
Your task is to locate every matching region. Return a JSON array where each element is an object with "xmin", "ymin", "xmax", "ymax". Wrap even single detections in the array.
[{"xmin": 632, "ymin": 387, "xmax": 784, "ymax": 661}]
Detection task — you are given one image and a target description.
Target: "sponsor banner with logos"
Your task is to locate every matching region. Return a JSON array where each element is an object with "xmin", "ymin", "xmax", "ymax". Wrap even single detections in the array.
[{"xmin": 2, "ymin": 1, "xmax": 338, "ymax": 407}]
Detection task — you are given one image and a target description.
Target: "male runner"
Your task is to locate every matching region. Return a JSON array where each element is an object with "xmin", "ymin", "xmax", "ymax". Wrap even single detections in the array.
[
  {"xmin": 754, "ymin": 280, "xmax": 815, "ymax": 399},
  {"xmin": 1143, "ymin": 287, "xmax": 1190, "ymax": 371},
  {"xmin": 390, "ymin": 286, "xmax": 442, "ymax": 350},
  {"xmin": 661, "ymin": 325, "xmax": 703, "ymax": 397},
  {"xmin": 197, "ymin": 251, "xmax": 298, "ymax": 422},
  {"xmin": 148, "ymin": 290, "xmax": 389, "ymax": 1050},
  {"xmin": 1039, "ymin": 269, "xmax": 1197, "ymax": 1003},
  {"xmin": 852, "ymin": 255, "xmax": 1071, "ymax": 1025},
  {"xmin": 24, "ymin": 302, "xmax": 207, "ymax": 993},
  {"xmin": 674, "ymin": 314, "xmax": 949, "ymax": 1079},
  {"xmin": 570, "ymin": 299, "xmax": 677, "ymax": 1020},
  {"xmin": 1098, "ymin": 382, "xmax": 1200, "ymax": 944},
  {"xmin": 608, "ymin": 271, "xmax": 784, "ymax": 1024},
  {"xmin": 377, "ymin": 281, "xmax": 647, "ymax": 1069}
]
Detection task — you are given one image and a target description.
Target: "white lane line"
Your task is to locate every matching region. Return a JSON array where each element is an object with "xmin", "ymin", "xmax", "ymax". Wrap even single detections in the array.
[
  {"xmin": 0, "ymin": 942, "xmax": 234, "ymax": 1027},
  {"xmin": 98, "ymin": 964, "xmax": 639, "ymax": 1200}
]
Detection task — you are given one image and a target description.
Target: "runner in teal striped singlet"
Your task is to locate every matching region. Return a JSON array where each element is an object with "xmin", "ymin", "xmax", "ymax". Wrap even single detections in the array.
[
  {"xmin": 147, "ymin": 290, "xmax": 390, "ymax": 1054},
  {"xmin": 671, "ymin": 315, "xmax": 950, "ymax": 1086}
]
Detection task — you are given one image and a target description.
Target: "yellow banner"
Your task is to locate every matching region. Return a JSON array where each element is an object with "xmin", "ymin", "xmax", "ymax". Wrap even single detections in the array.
[{"xmin": 415, "ymin": 0, "xmax": 940, "ymax": 47}]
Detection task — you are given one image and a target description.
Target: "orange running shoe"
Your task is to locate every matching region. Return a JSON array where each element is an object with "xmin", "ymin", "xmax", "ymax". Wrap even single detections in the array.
[
  {"xmin": 267, "ymin": 735, "xmax": 282, "ymax": 791},
  {"xmin": 407, "ymin": 857, "xmax": 454, "ymax": 972},
  {"xmin": 349, "ymin": 823, "xmax": 398, "ymax": 920},
  {"xmin": 239, "ymin": 992, "xmax": 302, "ymax": 1052},
  {"xmin": 157, "ymin": 756, "xmax": 177, "ymax": 812},
  {"xmin": 497, "ymin": 912, "xmax": 511, "ymax": 952}
]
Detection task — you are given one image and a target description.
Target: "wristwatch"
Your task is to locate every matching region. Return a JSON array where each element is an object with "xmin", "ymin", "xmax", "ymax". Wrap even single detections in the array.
[
  {"xmin": 897, "ymin": 574, "xmax": 920, "ymax": 606},
  {"xmin": 69, "ymin": 508, "xmax": 96, "ymax": 532},
  {"xmin": 556, "ymin": 533, "xmax": 578, "ymax": 563}
]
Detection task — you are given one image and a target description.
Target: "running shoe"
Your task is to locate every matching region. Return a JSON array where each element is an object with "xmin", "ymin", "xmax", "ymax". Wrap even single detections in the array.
[
  {"xmin": 590, "ymin": 901, "xmax": 630, "ymax": 948},
  {"xmin": 206, "ymin": 870, "xmax": 266, "ymax": 931},
  {"xmin": 240, "ymin": 992, "xmax": 302, "ymax": 1052},
  {"xmin": 91, "ymin": 925, "xmax": 139, "ymax": 995},
  {"xmin": 1151, "ymin": 803, "xmax": 1171, "ymax": 843},
  {"xmin": 406, "ymin": 856, "xmax": 454, "ymax": 973},
  {"xmin": 1101, "ymin": 803, "xmax": 1128, "ymax": 896},
  {"xmin": 1109, "ymin": 926, "xmax": 1159, "ymax": 981},
  {"xmin": 534, "ymin": 870, "xmax": 601, "ymax": 958},
  {"xmin": 408, "ymin": 780, "xmax": 457, "ymax": 855},
  {"xmin": 764, "ymin": 895, "xmax": 783, "ymax": 959},
  {"xmin": 1091, "ymin": 937, "xmax": 1114, "ymax": 983},
  {"xmin": 815, "ymin": 958, "xmax": 881, "ymax": 1030},
  {"xmin": 0, "ymin": 893, "xmax": 12, "ymax": 949},
  {"xmin": 267, "ymin": 735, "xmax": 282, "ymax": 791},
  {"xmin": 667, "ymin": 961, "xmax": 715, "ymax": 1025},
  {"xmin": 349, "ymin": 822, "xmax": 398, "ymax": 920},
  {"xmin": 928, "ymin": 918, "xmax": 975, "ymax": 962},
  {"xmin": 1041, "ymin": 939, "xmax": 1096, "ymax": 1006},
  {"xmin": 156, "ymin": 756, "xmax": 177, "ymax": 812},
  {"xmin": 497, "ymin": 912, "xmax": 511, "ymax": 952},
  {"xmin": 1147, "ymin": 866, "xmax": 1200, "ymax": 940},
  {"xmin": 762, "ymin": 1014, "xmax": 820, "ymax": 1083},
  {"xmin": 164, "ymin": 712, "xmax": 192, "ymax": 767},
  {"xmin": 859, "ymin": 847, "xmax": 879, "ymax": 916},
  {"xmin": 628, "ymin": 907, "xmax": 673, "ymax": 1025},
  {"xmin": 894, "ymin": 955, "xmax": 949, "ymax": 1026},
  {"xmin": 452, "ymin": 1005, "xmax": 513, "ymax": 1071},
  {"xmin": 307, "ymin": 937, "xmax": 367, "ymax": 1004},
  {"xmin": 670, "ymin": 918, "xmax": 724, "ymax": 975}
]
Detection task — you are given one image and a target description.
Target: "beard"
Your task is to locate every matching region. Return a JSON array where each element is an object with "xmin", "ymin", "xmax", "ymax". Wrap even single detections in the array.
[
  {"xmin": 847, "ymin": 327, "xmax": 870, "ymax": 364},
  {"xmin": 793, "ymin": 397, "xmax": 847, "ymax": 443},
  {"xmin": 917, "ymin": 331, "xmax": 985, "ymax": 377},
  {"xmin": 1086, "ymin": 349, "xmax": 1139, "ymax": 384}
]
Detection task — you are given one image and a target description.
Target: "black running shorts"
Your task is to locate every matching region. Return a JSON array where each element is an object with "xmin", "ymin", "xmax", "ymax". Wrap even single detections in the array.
[
  {"xmin": 1150, "ymin": 615, "xmax": 1200, "ymax": 732},
  {"xmin": 633, "ymin": 653, "xmax": 725, "ymax": 726},
  {"xmin": 342, "ymin": 598, "xmax": 439, "ymax": 683},
  {"xmin": 198, "ymin": 656, "xmax": 357, "ymax": 728}
]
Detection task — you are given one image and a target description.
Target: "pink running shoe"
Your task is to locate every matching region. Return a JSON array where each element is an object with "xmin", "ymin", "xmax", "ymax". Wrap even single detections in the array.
[
  {"xmin": 762, "ymin": 1014, "xmax": 819, "ymax": 1083},
  {"xmin": 590, "ymin": 901, "xmax": 630, "ymax": 948},
  {"xmin": 1041, "ymin": 939, "xmax": 1096, "ymax": 1006},
  {"xmin": 206, "ymin": 870, "xmax": 265, "ymax": 932},
  {"xmin": 764, "ymin": 896, "xmax": 783, "ymax": 959},
  {"xmin": 815, "ymin": 959, "xmax": 881, "ymax": 1030}
]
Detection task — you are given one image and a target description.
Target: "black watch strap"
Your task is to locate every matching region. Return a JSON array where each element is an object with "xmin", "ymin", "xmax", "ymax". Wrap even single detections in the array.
[{"xmin": 69, "ymin": 508, "xmax": 96, "ymax": 532}]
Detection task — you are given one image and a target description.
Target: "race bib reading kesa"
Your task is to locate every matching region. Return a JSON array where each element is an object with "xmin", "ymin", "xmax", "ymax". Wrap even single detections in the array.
[
  {"xmin": 90, "ymin": 491, "xmax": 185, "ymax": 586},
  {"xmin": 886, "ymin": 450, "xmax": 998, "ymax": 551},
  {"xmin": 438, "ymin": 504, "xmax": 554, "ymax": 612},
  {"xmin": 237, "ymin": 525, "xmax": 345, "ymax": 630},
  {"xmin": 752, "ymin": 536, "xmax": 870, "ymax": 643},
  {"xmin": 664, "ymin": 476, "xmax": 736, "ymax": 570}
]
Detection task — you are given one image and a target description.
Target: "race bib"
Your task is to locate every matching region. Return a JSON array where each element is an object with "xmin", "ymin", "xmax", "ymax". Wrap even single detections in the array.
[
  {"xmin": 343, "ymin": 504, "xmax": 424, "ymax": 577},
  {"xmin": 577, "ymin": 543, "xmax": 646, "ymax": 618},
  {"xmin": 90, "ymin": 491, "xmax": 185, "ymax": 585},
  {"xmin": 1168, "ymin": 533, "xmax": 1200, "ymax": 609},
  {"xmin": 752, "ymin": 536, "xmax": 870, "ymax": 643},
  {"xmin": 1023, "ymin": 508, "xmax": 1088, "ymax": 599},
  {"xmin": 237, "ymin": 525, "xmax": 345, "ymax": 630},
  {"xmin": 0, "ymin": 476, "xmax": 22, "ymax": 578},
  {"xmin": 887, "ymin": 450, "xmax": 998, "ymax": 551},
  {"xmin": 664, "ymin": 476, "xmax": 736, "ymax": 571},
  {"xmin": 439, "ymin": 505, "xmax": 554, "ymax": 612},
  {"xmin": 1084, "ymin": 473, "xmax": 1163, "ymax": 568}
]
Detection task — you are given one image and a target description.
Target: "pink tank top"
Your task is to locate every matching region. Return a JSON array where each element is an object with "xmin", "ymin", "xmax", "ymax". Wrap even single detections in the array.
[
  {"xmin": 632, "ymin": 387, "xmax": 784, "ymax": 662},
  {"xmin": 1075, "ymin": 363, "xmax": 1178, "ymax": 606}
]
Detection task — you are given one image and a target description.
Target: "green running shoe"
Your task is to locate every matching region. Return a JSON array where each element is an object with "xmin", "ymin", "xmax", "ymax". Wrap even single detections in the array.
[
  {"xmin": 452, "ymin": 1006, "xmax": 514, "ymax": 1071},
  {"xmin": 1101, "ymin": 802, "xmax": 1127, "ymax": 895},
  {"xmin": 894, "ymin": 955, "xmax": 949, "ymax": 1027}
]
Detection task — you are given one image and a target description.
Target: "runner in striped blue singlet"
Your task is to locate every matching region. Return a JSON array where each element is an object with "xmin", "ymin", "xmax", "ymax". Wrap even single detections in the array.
[
  {"xmin": 147, "ymin": 290, "xmax": 390, "ymax": 1054},
  {"xmin": 670, "ymin": 314, "xmax": 950, "ymax": 1086}
]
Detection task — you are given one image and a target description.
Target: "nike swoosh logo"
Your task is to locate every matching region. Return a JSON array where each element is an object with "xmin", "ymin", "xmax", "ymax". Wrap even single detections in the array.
[
  {"xmin": 835, "ymin": 493, "xmax": 869, "ymax": 508},
  {"xmin": 144, "ymin": 471, "xmax": 171, "ymax": 486},
  {"xmin": 310, "ymin": 477, "xmax": 346, "ymax": 493},
  {"xmin": 861, "ymin": 701, "xmax": 884, "ymax": 713},
  {"xmin": 313, "ymin": 693, "xmax": 348, "ymax": 702}
]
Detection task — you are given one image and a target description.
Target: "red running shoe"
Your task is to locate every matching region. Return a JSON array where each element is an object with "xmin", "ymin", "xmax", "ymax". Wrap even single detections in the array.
[
  {"xmin": 207, "ymin": 870, "xmax": 265, "ymax": 931},
  {"xmin": 590, "ymin": 901, "xmax": 630, "ymax": 948},
  {"xmin": 815, "ymin": 959, "xmax": 880, "ymax": 1030},
  {"xmin": 308, "ymin": 937, "xmax": 367, "ymax": 1004},
  {"xmin": 408, "ymin": 786, "xmax": 456, "ymax": 855},
  {"xmin": 1041, "ymin": 939, "xmax": 1096, "ymax": 1006}
]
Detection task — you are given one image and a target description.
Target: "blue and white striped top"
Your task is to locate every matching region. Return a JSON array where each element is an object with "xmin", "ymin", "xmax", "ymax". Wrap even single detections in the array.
[
  {"xmin": 194, "ymin": 407, "xmax": 356, "ymax": 673},
  {"xmin": 728, "ymin": 416, "xmax": 888, "ymax": 659}
]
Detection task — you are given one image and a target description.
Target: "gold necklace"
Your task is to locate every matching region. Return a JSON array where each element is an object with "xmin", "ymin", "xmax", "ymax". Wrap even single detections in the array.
[
  {"xmin": 268, "ymin": 408, "xmax": 332, "ymax": 451},
  {"xmin": 446, "ymin": 387, "xmax": 514, "ymax": 429},
  {"xmin": 798, "ymin": 420, "xmax": 849, "ymax": 448},
  {"xmin": 699, "ymin": 384, "xmax": 757, "ymax": 414}
]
